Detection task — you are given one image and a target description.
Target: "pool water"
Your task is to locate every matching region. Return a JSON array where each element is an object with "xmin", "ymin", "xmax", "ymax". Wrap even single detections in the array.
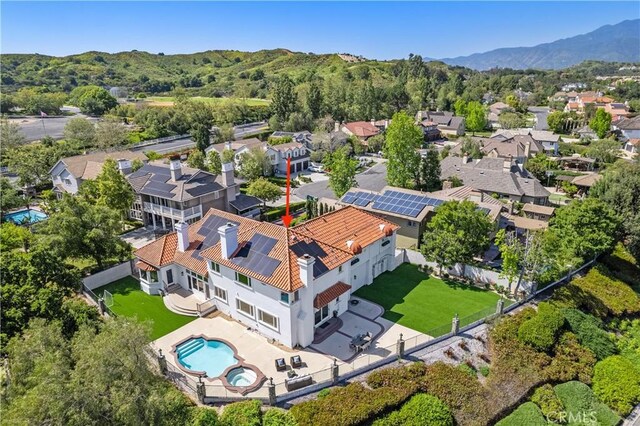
[
  {"xmin": 227, "ymin": 367, "xmax": 257, "ymax": 387},
  {"xmin": 4, "ymin": 209, "xmax": 48, "ymax": 225},
  {"xmin": 176, "ymin": 338, "xmax": 237, "ymax": 378}
]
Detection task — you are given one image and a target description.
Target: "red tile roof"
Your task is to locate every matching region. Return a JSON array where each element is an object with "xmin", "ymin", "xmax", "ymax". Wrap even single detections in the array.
[
  {"xmin": 135, "ymin": 206, "xmax": 399, "ymax": 292},
  {"xmin": 314, "ymin": 282, "xmax": 351, "ymax": 309},
  {"xmin": 136, "ymin": 260, "xmax": 157, "ymax": 271},
  {"xmin": 343, "ymin": 121, "xmax": 380, "ymax": 138}
]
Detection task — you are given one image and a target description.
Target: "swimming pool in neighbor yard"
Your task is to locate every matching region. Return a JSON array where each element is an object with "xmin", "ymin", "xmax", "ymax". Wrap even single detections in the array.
[
  {"xmin": 4, "ymin": 209, "xmax": 48, "ymax": 225},
  {"xmin": 176, "ymin": 337, "xmax": 237, "ymax": 378}
]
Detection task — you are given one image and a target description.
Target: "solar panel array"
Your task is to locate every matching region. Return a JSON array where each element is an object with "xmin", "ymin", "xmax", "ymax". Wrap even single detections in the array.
[
  {"xmin": 231, "ymin": 233, "xmax": 281, "ymax": 277},
  {"xmin": 341, "ymin": 190, "xmax": 448, "ymax": 218},
  {"xmin": 289, "ymin": 239, "xmax": 329, "ymax": 277},
  {"xmin": 192, "ymin": 215, "xmax": 240, "ymax": 258}
]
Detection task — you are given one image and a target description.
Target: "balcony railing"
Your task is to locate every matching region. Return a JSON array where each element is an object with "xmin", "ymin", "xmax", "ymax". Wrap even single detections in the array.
[{"xmin": 143, "ymin": 202, "xmax": 202, "ymax": 220}]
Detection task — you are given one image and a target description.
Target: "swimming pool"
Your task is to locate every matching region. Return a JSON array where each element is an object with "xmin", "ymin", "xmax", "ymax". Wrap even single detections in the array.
[
  {"xmin": 226, "ymin": 367, "xmax": 258, "ymax": 387},
  {"xmin": 176, "ymin": 337, "xmax": 238, "ymax": 378},
  {"xmin": 4, "ymin": 209, "xmax": 48, "ymax": 225}
]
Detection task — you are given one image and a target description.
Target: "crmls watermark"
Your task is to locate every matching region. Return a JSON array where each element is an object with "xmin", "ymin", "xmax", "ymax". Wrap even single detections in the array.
[{"xmin": 547, "ymin": 410, "xmax": 598, "ymax": 424}]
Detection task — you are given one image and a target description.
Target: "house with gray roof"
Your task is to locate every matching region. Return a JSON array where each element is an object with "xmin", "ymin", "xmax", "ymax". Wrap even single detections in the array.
[
  {"xmin": 415, "ymin": 111, "xmax": 465, "ymax": 136},
  {"xmin": 491, "ymin": 129, "xmax": 560, "ymax": 155},
  {"xmin": 614, "ymin": 115, "xmax": 640, "ymax": 141},
  {"xmin": 440, "ymin": 156, "xmax": 550, "ymax": 205},
  {"xmin": 450, "ymin": 134, "xmax": 543, "ymax": 164},
  {"xmin": 127, "ymin": 158, "xmax": 261, "ymax": 230}
]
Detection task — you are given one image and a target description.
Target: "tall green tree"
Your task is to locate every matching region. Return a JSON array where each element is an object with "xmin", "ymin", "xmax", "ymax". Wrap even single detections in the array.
[
  {"xmin": 0, "ymin": 117, "xmax": 26, "ymax": 152},
  {"xmin": 63, "ymin": 117, "xmax": 96, "ymax": 149},
  {"xmin": 459, "ymin": 137, "xmax": 484, "ymax": 159},
  {"xmin": 495, "ymin": 229, "xmax": 524, "ymax": 292},
  {"xmin": 94, "ymin": 159, "xmax": 135, "ymax": 221},
  {"xmin": 306, "ymin": 80, "xmax": 323, "ymax": 119},
  {"xmin": 421, "ymin": 200, "xmax": 493, "ymax": 275},
  {"xmin": 42, "ymin": 196, "xmax": 131, "ymax": 270},
  {"xmin": 271, "ymin": 75, "xmax": 298, "ymax": 123},
  {"xmin": 551, "ymin": 197, "xmax": 620, "ymax": 261},
  {"xmin": 384, "ymin": 111, "xmax": 422, "ymax": 188},
  {"xmin": 586, "ymin": 138, "xmax": 620, "ymax": 164},
  {"xmin": 222, "ymin": 148, "xmax": 236, "ymax": 164},
  {"xmin": 207, "ymin": 150, "xmax": 222, "ymax": 175},
  {"xmin": 328, "ymin": 146, "xmax": 358, "ymax": 198},
  {"xmin": 589, "ymin": 108, "xmax": 612, "ymax": 139},
  {"xmin": 0, "ymin": 177, "xmax": 23, "ymax": 212},
  {"xmin": 186, "ymin": 150, "xmax": 206, "ymax": 170},
  {"xmin": 69, "ymin": 85, "xmax": 118, "ymax": 116},
  {"xmin": 465, "ymin": 101, "xmax": 487, "ymax": 135},
  {"xmin": 526, "ymin": 153, "xmax": 553, "ymax": 182},
  {"xmin": 419, "ymin": 147, "xmax": 441, "ymax": 191},
  {"xmin": 238, "ymin": 147, "xmax": 271, "ymax": 181},
  {"xmin": 246, "ymin": 177, "xmax": 282, "ymax": 204},
  {"xmin": 94, "ymin": 119, "xmax": 129, "ymax": 149}
]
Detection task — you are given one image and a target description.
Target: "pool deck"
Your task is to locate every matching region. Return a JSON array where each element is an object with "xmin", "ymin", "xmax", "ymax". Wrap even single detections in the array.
[{"xmin": 153, "ymin": 316, "xmax": 335, "ymax": 397}]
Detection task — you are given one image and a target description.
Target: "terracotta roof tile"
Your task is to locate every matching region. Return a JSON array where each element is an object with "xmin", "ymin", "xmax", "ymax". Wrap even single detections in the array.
[
  {"xmin": 314, "ymin": 282, "xmax": 351, "ymax": 309},
  {"xmin": 136, "ymin": 260, "xmax": 157, "ymax": 271},
  {"xmin": 343, "ymin": 121, "xmax": 380, "ymax": 138}
]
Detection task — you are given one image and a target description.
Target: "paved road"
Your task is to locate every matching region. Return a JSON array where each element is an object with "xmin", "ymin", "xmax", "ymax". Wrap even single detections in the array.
[
  {"xmin": 528, "ymin": 106, "xmax": 550, "ymax": 131},
  {"xmin": 294, "ymin": 162, "xmax": 388, "ymax": 201},
  {"xmin": 234, "ymin": 121, "xmax": 269, "ymax": 139},
  {"xmin": 131, "ymin": 136, "xmax": 196, "ymax": 154},
  {"xmin": 11, "ymin": 109, "xmax": 98, "ymax": 142}
]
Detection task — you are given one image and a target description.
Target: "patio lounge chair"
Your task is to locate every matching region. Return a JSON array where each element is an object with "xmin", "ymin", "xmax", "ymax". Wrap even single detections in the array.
[
  {"xmin": 290, "ymin": 355, "xmax": 303, "ymax": 368},
  {"xmin": 285, "ymin": 374, "xmax": 313, "ymax": 391},
  {"xmin": 275, "ymin": 358, "xmax": 287, "ymax": 372}
]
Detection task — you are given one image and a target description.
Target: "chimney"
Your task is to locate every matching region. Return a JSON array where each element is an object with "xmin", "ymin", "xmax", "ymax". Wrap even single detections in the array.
[
  {"xmin": 117, "ymin": 159, "xmax": 132, "ymax": 175},
  {"xmin": 503, "ymin": 156, "xmax": 512, "ymax": 173},
  {"xmin": 462, "ymin": 154, "xmax": 469, "ymax": 164},
  {"xmin": 384, "ymin": 119, "xmax": 389, "ymax": 129},
  {"xmin": 370, "ymin": 119, "xmax": 375, "ymax": 126},
  {"xmin": 334, "ymin": 121, "xmax": 340, "ymax": 132},
  {"xmin": 524, "ymin": 140, "xmax": 531, "ymax": 158},
  {"xmin": 224, "ymin": 141, "xmax": 231, "ymax": 151},
  {"xmin": 297, "ymin": 254, "xmax": 315, "ymax": 287},
  {"xmin": 221, "ymin": 162, "xmax": 234, "ymax": 187},
  {"xmin": 169, "ymin": 157, "xmax": 182, "ymax": 181},
  {"xmin": 175, "ymin": 221, "xmax": 189, "ymax": 252},
  {"xmin": 218, "ymin": 222, "xmax": 238, "ymax": 260}
]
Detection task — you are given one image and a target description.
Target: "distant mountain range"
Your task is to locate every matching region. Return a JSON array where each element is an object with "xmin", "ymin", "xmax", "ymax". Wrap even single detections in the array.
[{"xmin": 441, "ymin": 19, "xmax": 640, "ymax": 70}]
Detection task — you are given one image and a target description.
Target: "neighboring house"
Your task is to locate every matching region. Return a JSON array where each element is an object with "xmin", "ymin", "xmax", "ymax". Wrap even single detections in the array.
[
  {"xmin": 604, "ymin": 103, "xmax": 631, "ymax": 121},
  {"xmin": 339, "ymin": 121, "xmax": 382, "ymax": 145},
  {"xmin": 415, "ymin": 111, "xmax": 465, "ymax": 136},
  {"xmin": 50, "ymin": 150, "xmax": 147, "ymax": 197},
  {"xmin": 487, "ymin": 102, "xmax": 513, "ymax": 128},
  {"xmin": 207, "ymin": 138, "xmax": 310, "ymax": 175},
  {"xmin": 624, "ymin": 138, "xmax": 639, "ymax": 154},
  {"xmin": 126, "ymin": 159, "xmax": 260, "ymax": 229},
  {"xmin": 336, "ymin": 185, "xmax": 502, "ymax": 249},
  {"xmin": 614, "ymin": 115, "xmax": 640, "ymax": 141},
  {"xmin": 522, "ymin": 204, "xmax": 555, "ymax": 222},
  {"xmin": 440, "ymin": 156, "xmax": 550, "ymax": 205},
  {"xmin": 134, "ymin": 206, "xmax": 399, "ymax": 348},
  {"xmin": 571, "ymin": 173, "xmax": 603, "ymax": 195},
  {"xmin": 416, "ymin": 120, "xmax": 441, "ymax": 142},
  {"xmin": 451, "ymin": 135, "xmax": 544, "ymax": 164},
  {"xmin": 575, "ymin": 125, "xmax": 597, "ymax": 141},
  {"xmin": 492, "ymin": 129, "xmax": 560, "ymax": 155}
]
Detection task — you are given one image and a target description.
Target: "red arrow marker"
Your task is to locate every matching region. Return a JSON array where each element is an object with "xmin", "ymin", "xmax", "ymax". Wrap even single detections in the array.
[{"xmin": 281, "ymin": 157, "xmax": 293, "ymax": 228}]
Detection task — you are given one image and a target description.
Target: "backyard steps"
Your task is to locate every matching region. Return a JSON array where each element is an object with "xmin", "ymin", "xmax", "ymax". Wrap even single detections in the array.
[
  {"xmin": 176, "ymin": 339, "xmax": 204, "ymax": 359},
  {"xmin": 163, "ymin": 294, "xmax": 198, "ymax": 317}
]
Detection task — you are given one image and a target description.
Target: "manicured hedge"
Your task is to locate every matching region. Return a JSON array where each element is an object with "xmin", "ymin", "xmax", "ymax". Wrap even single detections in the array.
[
  {"xmin": 554, "ymin": 381, "xmax": 620, "ymax": 426},
  {"xmin": 366, "ymin": 362, "xmax": 427, "ymax": 393},
  {"xmin": 220, "ymin": 400, "xmax": 262, "ymax": 426},
  {"xmin": 546, "ymin": 332, "xmax": 596, "ymax": 384},
  {"xmin": 517, "ymin": 302, "xmax": 565, "ymax": 351},
  {"xmin": 561, "ymin": 265, "xmax": 640, "ymax": 318},
  {"xmin": 290, "ymin": 382, "xmax": 408, "ymax": 426},
  {"xmin": 592, "ymin": 355, "xmax": 640, "ymax": 415},
  {"xmin": 563, "ymin": 308, "xmax": 617, "ymax": 360},
  {"xmin": 494, "ymin": 402, "xmax": 547, "ymax": 426},
  {"xmin": 373, "ymin": 393, "xmax": 453, "ymax": 426},
  {"xmin": 602, "ymin": 243, "xmax": 640, "ymax": 288},
  {"xmin": 617, "ymin": 318, "xmax": 640, "ymax": 369},
  {"xmin": 530, "ymin": 384, "xmax": 564, "ymax": 423},
  {"xmin": 263, "ymin": 201, "xmax": 306, "ymax": 222},
  {"xmin": 262, "ymin": 408, "xmax": 297, "ymax": 426},
  {"xmin": 192, "ymin": 408, "xmax": 220, "ymax": 425}
]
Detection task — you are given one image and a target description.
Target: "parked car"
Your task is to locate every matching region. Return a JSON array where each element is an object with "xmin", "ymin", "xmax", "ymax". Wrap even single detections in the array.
[{"xmin": 309, "ymin": 164, "xmax": 324, "ymax": 173}]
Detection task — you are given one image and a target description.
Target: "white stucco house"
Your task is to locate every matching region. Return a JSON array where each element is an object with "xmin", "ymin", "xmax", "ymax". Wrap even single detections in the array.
[{"xmin": 134, "ymin": 206, "xmax": 399, "ymax": 348}]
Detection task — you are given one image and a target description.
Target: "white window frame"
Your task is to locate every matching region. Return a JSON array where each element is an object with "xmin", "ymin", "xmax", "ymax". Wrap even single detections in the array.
[
  {"xmin": 214, "ymin": 285, "xmax": 227, "ymax": 303},
  {"xmin": 236, "ymin": 297, "xmax": 255, "ymax": 319},
  {"xmin": 258, "ymin": 309, "xmax": 279, "ymax": 331}
]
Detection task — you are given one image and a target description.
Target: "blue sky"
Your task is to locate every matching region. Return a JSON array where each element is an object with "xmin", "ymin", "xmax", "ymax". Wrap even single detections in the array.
[{"xmin": 2, "ymin": 2, "xmax": 638, "ymax": 59}]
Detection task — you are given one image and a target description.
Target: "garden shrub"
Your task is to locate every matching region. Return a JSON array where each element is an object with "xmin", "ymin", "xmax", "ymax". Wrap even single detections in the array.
[
  {"xmin": 290, "ymin": 382, "xmax": 408, "ymax": 426},
  {"xmin": 191, "ymin": 407, "xmax": 220, "ymax": 425},
  {"xmin": 530, "ymin": 384, "xmax": 564, "ymax": 423},
  {"xmin": 372, "ymin": 393, "xmax": 453, "ymax": 426},
  {"xmin": 592, "ymin": 355, "xmax": 640, "ymax": 415},
  {"xmin": 563, "ymin": 308, "xmax": 616, "ymax": 360},
  {"xmin": 262, "ymin": 408, "xmax": 297, "ymax": 426},
  {"xmin": 602, "ymin": 243, "xmax": 640, "ymax": 288},
  {"xmin": 220, "ymin": 400, "xmax": 262, "ymax": 426},
  {"xmin": 366, "ymin": 361, "xmax": 426, "ymax": 391},
  {"xmin": 494, "ymin": 402, "xmax": 547, "ymax": 426},
  {"xmin": 422, "ymin": 362, "xmax": 490, "ymax": 426},
  {"xmin": 546, "ymin": 332, "xmax": 596, "ymax": 384},
  {"xmin": 554, "ymin": 381, "xmax": 620, "ymax": 426},
  {"xmin": 518, "ymin": 302, "xmax": 565, "ymax": 351},
  {"xmin": 479, "ymin": 366, "xmax": 490, "ymax": 377},
  {"xmin": 456, "ymin": 363, "xmax": 476, "ymax": 378},
  {"xmin": 569, "ymin": 265, "xmax": 640, "ymax": 318},
  {"xmin": 617, "ymin": 319, "xmax": 640, "ymax": 369},
  {"xmin": 316, "ymin": 388, "xmax": 331, "ymax": 399}
]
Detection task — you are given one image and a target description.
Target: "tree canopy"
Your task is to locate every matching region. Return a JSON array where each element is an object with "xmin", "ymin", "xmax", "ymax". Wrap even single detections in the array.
[
  {"xmin": 246, "ymin": 177, "xmax": 282, "ymax": 204},
  {"xmin": 328, "ymin": 146, "xmax": 358, "ymax": 198},
  {"xmin": 589, "ymin": 108, "xmax": 612, "ymax": 139},
  {"xmin": 69, "ymin": 85, "xmax": 118, "ymax": 115},
  {"xmin": 384, "ymin": 111, "xmax": 422, "ymax": 188}
]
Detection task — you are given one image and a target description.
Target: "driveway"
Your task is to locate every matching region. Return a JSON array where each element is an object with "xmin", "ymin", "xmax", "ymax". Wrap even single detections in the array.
[
  {"xmin": 528, "ymin": 106, "xmax": 550, "ymax": 130},
  {"xmin": 294, "ymin": 162, "xmax": 389, "ymax": 201}
]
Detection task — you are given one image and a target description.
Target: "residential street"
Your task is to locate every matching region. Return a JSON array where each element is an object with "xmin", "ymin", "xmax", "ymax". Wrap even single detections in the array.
[{"xmin": 528, "ymin": 106, "xmax": 550, "ymax": 130}]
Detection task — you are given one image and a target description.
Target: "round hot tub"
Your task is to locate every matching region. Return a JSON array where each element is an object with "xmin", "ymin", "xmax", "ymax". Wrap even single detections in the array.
[{"xmin": 226, "ymin": 367, "xmax": 258, "ymax": 387}]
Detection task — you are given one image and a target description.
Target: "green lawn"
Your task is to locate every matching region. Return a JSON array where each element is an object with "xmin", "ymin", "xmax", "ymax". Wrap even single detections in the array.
[
  {"xmin": 146, "ymin": 96, "xmax": 270, "ymax": 106},
  {"xmin": 354, "ymin": 264, "xmax": 507, "ymax": 336},
  {"xmin": 95, "ymin": 277, "xmax": 195, "ymax": 340}
]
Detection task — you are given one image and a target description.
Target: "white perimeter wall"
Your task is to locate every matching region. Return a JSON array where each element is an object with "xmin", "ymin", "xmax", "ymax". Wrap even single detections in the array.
[{"xmin": 83, "ymin": 261, "xmax": 133, "ymax": 290}]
